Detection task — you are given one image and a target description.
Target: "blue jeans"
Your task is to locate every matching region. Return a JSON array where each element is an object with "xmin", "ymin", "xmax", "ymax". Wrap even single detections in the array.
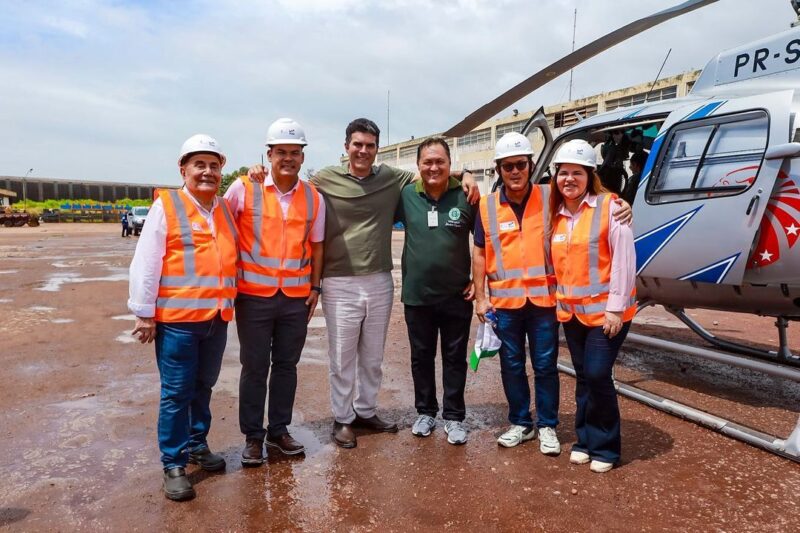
[
  {"xmin": 563, "ymin": 317, "xmax": 631, "ymax": 464},
  {"xmin": 494, "ymin": 302, "xmax": 559, "ymax": 428},
  {"xmin": 155, "ymin": 314, "xmax": 228, "ymax": 470}
]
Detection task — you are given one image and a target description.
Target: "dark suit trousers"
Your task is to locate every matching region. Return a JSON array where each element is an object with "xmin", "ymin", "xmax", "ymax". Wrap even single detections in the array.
[{"xmin": 237, "ymin": 292, "xmax": 308, "ymax": 441}]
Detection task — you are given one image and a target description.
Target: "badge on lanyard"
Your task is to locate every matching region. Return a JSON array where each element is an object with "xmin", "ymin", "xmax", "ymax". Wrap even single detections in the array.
[
  {"xmin": 553, "ymin": 233, "xmax": 567, "ymax": 243},
  {"xmin": 427, "ymin": 207, "xmax": 438, "ymax": 228}
]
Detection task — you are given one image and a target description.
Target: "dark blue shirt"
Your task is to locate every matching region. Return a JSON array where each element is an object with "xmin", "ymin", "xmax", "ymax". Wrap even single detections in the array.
[{"xmin": 473, "ymin": 185, "xmax": 532, "ymax": 248}]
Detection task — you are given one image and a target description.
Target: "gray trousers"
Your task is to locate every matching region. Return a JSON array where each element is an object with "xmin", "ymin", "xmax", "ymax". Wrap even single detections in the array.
[
  {"xmin": 237, "ymin": 292, "xmax": 308, "ymax": 441},
  {"xmin": 322, "ymin": 272, "xmax": 394, "ymax": 424}
]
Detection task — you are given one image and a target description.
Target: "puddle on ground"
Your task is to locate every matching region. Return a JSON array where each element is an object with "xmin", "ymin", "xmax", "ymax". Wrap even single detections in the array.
[
  {"xmin": 52, "ymin": 260, "xmax": 112, "ymax": 268},
  {"xmin": 0, "ymin": 298, "xmax": 12, "ymax": 303},
  {"xmin": 51, "ymin": 318, "xmax": 75, "ymax": 324},
  {"xmin": 115, "ymin": 332, "xmax": 136, "ymax": 344},
  {"xmin": 308, "ymin": 317, "xmax": 327, "ymax": 329},
  {"xmin": 38, "ymin": 268, "xmax": 129, "ymax": 292},
  {"xmin": 0, "ymin": 270, "xmax": 19, "ymax": 274},
  {"xmin": 111, "ymin": 314, "xmax": 136, "ymax": 321},
  {"xmin": 28, "ymin": 305, "xmax": 55, "ymax": 312}
]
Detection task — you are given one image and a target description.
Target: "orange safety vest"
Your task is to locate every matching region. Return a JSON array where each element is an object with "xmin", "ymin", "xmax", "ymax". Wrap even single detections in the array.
[
  {"xmin": 155, "ymin": 189, "xmax": 238, "ymax": 323},
  {"xmin": 551, "ymin": 193, "xmax": 636, "ymax": 327},
  {"xmin": 479, "ymin": 184, "xmax": 556, "ymax": 309},
  {"xmin": 237, "ymin": 177, "xmax": 320, "ymax": 298}
]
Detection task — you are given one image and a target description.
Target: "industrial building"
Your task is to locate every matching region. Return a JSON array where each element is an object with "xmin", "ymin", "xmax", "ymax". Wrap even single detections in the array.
[
  {"xmin": 0, "ymin": 176, "xmax": 170, "ymax": 205},
  {"xmin": 345, "ymin": 70, "xmax": 700, "ymax": 193}
]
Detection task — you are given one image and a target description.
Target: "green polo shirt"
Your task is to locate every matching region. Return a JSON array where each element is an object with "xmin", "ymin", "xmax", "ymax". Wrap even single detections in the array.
[
  {"xmin": 312, "ymin": 164, "xmax": 416, "ymax": 277},
  {"xmin": 396, "ymin": 178, "xmax": 475, "ymax": 306}
]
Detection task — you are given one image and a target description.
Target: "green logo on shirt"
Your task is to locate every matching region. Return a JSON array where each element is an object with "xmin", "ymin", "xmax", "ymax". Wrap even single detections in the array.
[{"xmin": 448, "ymin": 208, "xmax": 461, "ymax": 221}]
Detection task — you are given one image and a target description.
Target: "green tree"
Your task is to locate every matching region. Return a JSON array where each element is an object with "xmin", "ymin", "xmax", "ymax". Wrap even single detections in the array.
[{"xmin": 220, "ymin": 166, "xmax": 249, "ymax": 194}]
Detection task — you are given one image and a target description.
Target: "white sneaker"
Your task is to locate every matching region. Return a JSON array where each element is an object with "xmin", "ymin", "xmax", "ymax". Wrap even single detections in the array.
[
  {"xmin": 411, "ymin": 415, "xmax": 436, "ymax": 437},
  {"xmin": 444, "ymin": 420, "xmax": 468, "ymax": 445},
  {"xmin": 570, "ymin": 450, "xmax": 590, "ymax": 464},
  {"xmin": 590, "ymin": 460, "xmax": 614, "ymax": 473},
  {"xmin": 538, "ymin": 427, "xmax": 561, "ymax": 456},
  {"xmin": 497, "ymin": 425, "xmax": 537, "ymax": 448}
]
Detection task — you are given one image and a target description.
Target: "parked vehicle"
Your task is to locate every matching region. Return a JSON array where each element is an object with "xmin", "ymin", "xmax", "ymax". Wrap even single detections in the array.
[
  {"xmin": 130, "ymin": 206, "xmax": 149, "ymax": 236},
  {"xmin": 0, "ymin": 208, "xmax": 38, "ymax": 227}
]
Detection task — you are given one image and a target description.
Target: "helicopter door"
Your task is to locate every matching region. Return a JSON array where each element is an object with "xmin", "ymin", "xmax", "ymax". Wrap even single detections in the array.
[
  {"xmin": 634, "ymin": 90, "xmax": 792, "ymax": 285},
  {"xmin": 521, "ymin": 107, "xmax": 554, "ymax": 184}
]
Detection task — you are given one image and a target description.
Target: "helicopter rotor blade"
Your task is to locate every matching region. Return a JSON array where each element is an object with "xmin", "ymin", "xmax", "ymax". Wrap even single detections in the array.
[{"xmin": 443, "ymin": 0, "xmax": 719, "ymax": 138}]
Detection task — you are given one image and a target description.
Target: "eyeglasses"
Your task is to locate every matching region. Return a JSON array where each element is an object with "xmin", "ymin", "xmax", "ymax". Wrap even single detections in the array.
[{"xmin": 500, "ymin": 161, "xmax": 529, "ymax": 173}]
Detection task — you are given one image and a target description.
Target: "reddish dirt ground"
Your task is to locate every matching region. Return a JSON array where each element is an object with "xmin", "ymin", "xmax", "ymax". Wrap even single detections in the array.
[{"xmin": 0, "ymin": 225, "xmax": 798, "ymax": 532}]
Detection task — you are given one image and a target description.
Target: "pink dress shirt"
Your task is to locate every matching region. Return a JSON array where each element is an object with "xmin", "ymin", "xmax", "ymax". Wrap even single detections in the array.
[{"xmin": 223, "ymin": 176, "xmax": 325, "ymax": 242}]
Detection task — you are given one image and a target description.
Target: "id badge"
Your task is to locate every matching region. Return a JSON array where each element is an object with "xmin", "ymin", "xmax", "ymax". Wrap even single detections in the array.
[{"xmin": 427, "ymin": 209, "xmax": 438, "ymax": 228}]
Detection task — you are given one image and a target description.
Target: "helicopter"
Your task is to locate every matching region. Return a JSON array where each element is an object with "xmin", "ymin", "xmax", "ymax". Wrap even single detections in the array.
[{"xmin": 444, "ymin": 0, "xmax": 800, "ymax": 460}]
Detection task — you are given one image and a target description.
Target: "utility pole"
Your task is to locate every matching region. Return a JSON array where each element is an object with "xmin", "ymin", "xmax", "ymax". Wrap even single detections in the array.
[
  {"xmin": 568, "ymin": 8, "xmax": 577, "ymax": 101},
  {"xmin": 387, "ymin": 89, "xmax": 391, "ymax": 146},
  {"xmin": 23, "ymin": 168, "xmax": 33, "ymax": 210}
]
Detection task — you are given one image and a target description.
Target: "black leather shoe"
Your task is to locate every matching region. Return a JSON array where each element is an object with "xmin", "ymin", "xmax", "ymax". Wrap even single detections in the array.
[
  {"xmin": 266, "ymin": 433, "xmax": 305, "ymax": 455},
  {"xmin": 353, "ymin": 414, "xmax": 398, "ymax": 433},
  {"xmin": 163, "ymin": 467, "xmax": 195, "ymax": 501},
  {"xmin": 241, "ymin": 439, "xmax": 265, "ymax": 467},
  {"xmin": 332, "ymin": 422, "xmax": 357, "ymax": 448},
  {"xmin": 188, "ymin": 447, "xmax": 226, "ymax": 472}
]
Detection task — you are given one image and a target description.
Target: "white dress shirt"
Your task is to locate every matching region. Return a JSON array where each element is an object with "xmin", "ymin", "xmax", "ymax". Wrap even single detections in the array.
[{"xmin": 127, "ymin": 188, "xmax": 219, "ymax": 318}]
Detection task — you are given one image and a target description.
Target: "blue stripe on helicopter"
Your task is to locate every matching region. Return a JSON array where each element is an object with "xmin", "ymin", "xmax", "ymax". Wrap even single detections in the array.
[
  {"xmin": 636, "ymin": 100, "xmax": 727, "ymax": 190},
  {"xmin": 634, "ymin": 206, "xmax": 703, "ymax": 274},
  {"xmin": 637, "ymin": 134, "xmax": 665, "ymax": 190},
  {"xmin": 622, "ymin": 108, "xmax": 645, "ymax": 119},
  {"xmin": 677, "ymin": 253, "xmax": 740, "ymax": 284},
  {"xmin": 683, "ymin": 100, "xmax": 726, "ymax": 121}
]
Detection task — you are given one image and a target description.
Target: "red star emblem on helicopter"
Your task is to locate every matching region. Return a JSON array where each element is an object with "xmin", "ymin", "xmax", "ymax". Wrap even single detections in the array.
[{"xmin": 747, "ymin": 169, "xmax": 800, "ymax": 268}]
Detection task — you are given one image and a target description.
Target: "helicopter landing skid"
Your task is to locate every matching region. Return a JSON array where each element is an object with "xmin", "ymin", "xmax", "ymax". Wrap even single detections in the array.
[
  {"xmin": 557, "ymin": 361, "xmax": 800, "ymax": 463},
  {"xmin": 662, "ymin": 306, "xmax": 800, "ymax": 368}
]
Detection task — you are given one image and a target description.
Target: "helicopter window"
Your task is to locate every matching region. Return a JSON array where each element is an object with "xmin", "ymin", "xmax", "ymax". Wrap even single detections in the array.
[{"xmin": 649, "ymin": 111, "xmax": 768, "ymax": 203}]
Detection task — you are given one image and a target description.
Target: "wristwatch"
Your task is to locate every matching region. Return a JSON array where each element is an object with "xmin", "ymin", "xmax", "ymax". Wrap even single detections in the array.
[{"xmin": 311, "ymin": 285, "xmax": 322, "ymax": 294}]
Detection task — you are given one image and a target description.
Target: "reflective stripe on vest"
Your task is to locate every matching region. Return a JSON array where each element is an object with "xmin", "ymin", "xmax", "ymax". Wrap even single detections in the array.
[
  {"xmin": 159, "ymin": 190, "xmax": 238, "ymax": 289},
  {"xmin": 482, "ymin": 185, "xmax": 556, "ymax": 308},
  {"xmin": 557, "ymin": 296, "xmax": 636, "ymax": 316},
  {"xmin": 155, "ymin": 189, "xmax": 238, "ymax": 323},
  {"xmin": 552, "ymin": 194, "xmax": 636, "ymax": 326},
  {"xmin": 157, "ymin": 297, "xmax": 235, "ymax": 309},
  {"xmin": 237, "ymin": 179, "xmax": 317, "ymax": 296}
]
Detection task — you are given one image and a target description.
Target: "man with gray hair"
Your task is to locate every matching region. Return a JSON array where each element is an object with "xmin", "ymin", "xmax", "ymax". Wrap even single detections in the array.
[{"xmin": 129, "ymin": 134, "xmax": 238, "ymax": 501}]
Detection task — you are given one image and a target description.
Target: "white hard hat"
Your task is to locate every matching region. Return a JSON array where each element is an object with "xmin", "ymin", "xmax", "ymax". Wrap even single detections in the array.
[
  {"xmin": 266, "ymin": 117, "xmax": 308, "ymax": 146},
  {"xmin": 178, "ymin": 134, "xmax": 226, "ymax": 166},
  {"xmin": 493, "ymin": 132, "xmax": 534, "ymax": 161},
  {"xmin": 552, "ymin": 139, "xmax": 597, "ymax": 168}
]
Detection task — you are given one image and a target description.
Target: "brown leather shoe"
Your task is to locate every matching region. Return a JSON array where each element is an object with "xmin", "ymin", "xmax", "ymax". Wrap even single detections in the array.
[
  {"xmin": 266, "ymin": 433, "xmax": 305, "ymax": 456},
  {"xmin": 353, "ymin": 414, "xmax": 398, "ymax": 433},
  {"xmin": 332, "ymin": 422, "xmax": 357, "ymax": 448},
  {"xmin": 241, "ymin": 439, "xmax": 265, "ymax": 467}
]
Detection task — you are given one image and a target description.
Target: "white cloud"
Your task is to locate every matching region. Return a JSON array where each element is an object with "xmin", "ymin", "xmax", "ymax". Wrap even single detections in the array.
[
  {"xmin": 41, "ymin": 15, "xmax": 89, "ymax": 38},
  {"xmin": 0, "ymin": 0, "xmax": 796, "ymax": 184}
]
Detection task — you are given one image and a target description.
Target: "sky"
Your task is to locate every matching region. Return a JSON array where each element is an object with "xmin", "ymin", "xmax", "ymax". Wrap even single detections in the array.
[{"xmin": 0, "ymin": 0, "xmax": 796, "ymax": 185}]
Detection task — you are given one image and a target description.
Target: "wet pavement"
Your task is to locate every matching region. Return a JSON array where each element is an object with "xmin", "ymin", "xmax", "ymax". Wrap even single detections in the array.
[{"xmin": 0, "ymin": 225, "xmax": 798, "ymax": 531}]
